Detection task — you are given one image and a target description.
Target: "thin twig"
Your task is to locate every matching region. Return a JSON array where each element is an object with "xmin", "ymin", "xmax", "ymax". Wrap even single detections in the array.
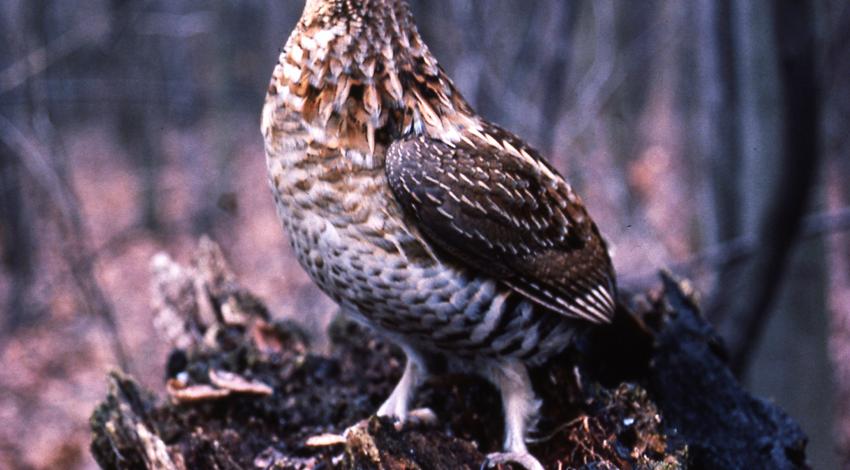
[
  {"xmin": 0, "ymin": 0, "xmax": 157, "ymax": 97},
  {"xmin": 0, "ymin": 113, "xmax": 131, "ymax": 371},
  {"xmin": 621, "ymin": 207, "xmax": 850, "ymax": 289},
  {"xmin": 0, "ymin": 18, "xmax": 109, "ymax": 96}
]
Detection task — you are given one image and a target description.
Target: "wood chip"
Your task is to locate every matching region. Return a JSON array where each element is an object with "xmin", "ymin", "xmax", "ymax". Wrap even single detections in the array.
[
  {"xmin": 305, "ymin": 433, "xmax": 347, "ymax": 447},
  {"xmin": 167, "ymin": 379, "xmax": 231, "ymax": 402},
  {"xmin": 209, "ymin": 369, "xmax": 274, "ymax": 395},
  {"xmin": 251, "ymin": 320, "xmax": 285, "ymax": 354}
]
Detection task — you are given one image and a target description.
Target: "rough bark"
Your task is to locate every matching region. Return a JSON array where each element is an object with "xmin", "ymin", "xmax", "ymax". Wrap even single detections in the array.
[{"xmin": 89, "ymin": 238, "xmax": 807, "ymax": 469}]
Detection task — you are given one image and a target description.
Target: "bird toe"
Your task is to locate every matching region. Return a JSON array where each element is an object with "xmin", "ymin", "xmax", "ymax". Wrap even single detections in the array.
[
  {"xmin": 482, "ymin": 451, "xmax": 545, "ymax": 470},
  {"xmin": 402, "ymin": 407, "xmax": 439, "ymax": 430}
]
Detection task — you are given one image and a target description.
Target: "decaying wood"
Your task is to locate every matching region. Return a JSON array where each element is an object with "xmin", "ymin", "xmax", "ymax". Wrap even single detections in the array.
[{"xmin": 90, "ymin": 238, "xmax": 808, "ymax": 469}]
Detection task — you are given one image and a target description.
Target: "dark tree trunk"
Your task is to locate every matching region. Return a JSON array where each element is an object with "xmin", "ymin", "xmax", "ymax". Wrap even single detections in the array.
[
  {"xmin": 717, "ymin": 0, "xmax": 821, "ymax": 375},
  {"xmin": 824, "ymin": 0, "xmax": 850, "ymax": 465},
  {"xmin": 109, "ymin": 0, "xmax": 164, "ymax": 232},
  {"xmin": 0, "ymin": 0, "xmax": 40, "ymax": 333},
  {"xmin": 0, "ymin": 141, "xmax": 35, "ymax": 332},
  {"xmin": 687, "ymin": 0, "xmax": 740, "ymax": 260},
  {"xmin": 702, "ymin": 0, "xmax": 821, "ymax": 379}
]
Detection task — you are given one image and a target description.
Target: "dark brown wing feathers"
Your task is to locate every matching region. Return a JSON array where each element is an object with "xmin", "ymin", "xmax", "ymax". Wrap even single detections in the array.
[{"xmin": 386, "ymin": 124, "xmax": 617, "ymax": 324}]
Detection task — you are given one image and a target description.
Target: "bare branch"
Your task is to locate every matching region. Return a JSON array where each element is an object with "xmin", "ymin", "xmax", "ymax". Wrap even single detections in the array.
[
  {"xmin": 0, "ymin": 18, "xmax": 109, "ymax": 96},
  {"xmin": 0, "ymin": 113, "xmax": 131, "ymax": 371},
  {"xmin": 0, "ymin": 0, "xmax": 158, "ymax": 96},
  {"xmin": 622, "ymin": 207, "xmax": 850, "ymax": 289}
]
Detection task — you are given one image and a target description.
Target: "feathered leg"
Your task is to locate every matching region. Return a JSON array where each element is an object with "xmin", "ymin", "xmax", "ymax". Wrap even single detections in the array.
[
  {"xmin": 377, "ymin": 346, "xmax": 435, "ymax": 427},
  {"xmin": 483, "ymin": 359, "xmax": 544, "ymax": 470}
]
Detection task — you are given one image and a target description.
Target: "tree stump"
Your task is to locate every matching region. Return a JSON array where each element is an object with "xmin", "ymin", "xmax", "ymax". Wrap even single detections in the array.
[{"xmin": 90, "ymin": 238, "xmax": 808, "ymax": 469}]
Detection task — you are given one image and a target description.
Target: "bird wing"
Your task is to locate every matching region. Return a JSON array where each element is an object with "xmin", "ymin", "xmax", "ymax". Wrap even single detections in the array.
[{"xmin": 385, "ymin": 125, "xmax": 617, "ymax": 324}]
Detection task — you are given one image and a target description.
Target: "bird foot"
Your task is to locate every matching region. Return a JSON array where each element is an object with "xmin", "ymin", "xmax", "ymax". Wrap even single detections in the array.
[
  {"xmin": 481, "ymin": 451, "xmax": 544, "ymax": 470},
  {"xmin": 398, "ymin": 407, "xmax": 439, "ymax": 430}
]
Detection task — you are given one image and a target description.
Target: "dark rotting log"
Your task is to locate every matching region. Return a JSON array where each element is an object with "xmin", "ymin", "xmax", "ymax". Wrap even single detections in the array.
[{"xmin": 90, "ymin": 238, "xmax": 807, "ymax": 469}]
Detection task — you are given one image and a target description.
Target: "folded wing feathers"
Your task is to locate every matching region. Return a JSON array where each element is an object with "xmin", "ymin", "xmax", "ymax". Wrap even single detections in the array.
[{"xmin": 386, "ymin": 127, "xmax": 617, "ymax": 324}]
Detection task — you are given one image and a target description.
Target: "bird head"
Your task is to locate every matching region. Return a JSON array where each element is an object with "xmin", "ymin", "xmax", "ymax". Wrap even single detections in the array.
[
  {"xmin": 300, "ymin": 0, "xmax": 407, "ymax": 28},
  {"xmin": 265, "ymin": 0, "xmax": 477, "ymax": 154},
  {"xmin": 291, "ymin": 0, "xmax": 426, "ymax": 85}
]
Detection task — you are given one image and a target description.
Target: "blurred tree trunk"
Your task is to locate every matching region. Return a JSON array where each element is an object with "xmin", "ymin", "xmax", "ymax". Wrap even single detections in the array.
[
  {"xmin": 686, "ymin": 0, "xmax": 740, "ymax": 263},
  {"xmin": 193, "ymin": 0, "xmax": 240, "ymax": 235},
  {"xmin": 699, "ymin": 0, "xmax": 829, "ymax": 466},
  {"xmin": 187, "ymin": 0, "xmax": 266, "ymax": 236},
  {"xmin": 707, "ymin": 0, "xmax": 780, "ymax": 337},
  {"xmin": 155, "ymin": 1, "xmax": 211, "ymax": 235},
  {"xmin": 608, "ymin": 0, "xmax": 656, "ymax": 217},
  {"xmin": 748, "ymin": 220, "xmax": 833, "ymax": 470},
  {"xmin": 0, "ymin": 1, "xmax": 40, "ymax": 332},
  {"xmin": 824, "ymin": 0, "xmax": 850, "ymax": 465},
  {"xmin": 709, "ymin": 0, "xmax": 821, "ymax": 375},
  {"xmin": 110, "ymin": 0, "xmax": 164, "ymax": 232},
  {"xmin": 0, "ymin": 139, "xmax": 35, "ymax": 332}
]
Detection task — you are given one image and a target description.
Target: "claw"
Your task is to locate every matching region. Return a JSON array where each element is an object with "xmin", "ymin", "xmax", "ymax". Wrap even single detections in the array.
[
  {"xmin": 482, "ymin": 451, "xmax": 545, "ymax": 470},
  {"xmin": 399, "ymin": 407, "xmax": 438, "ymax": 430},
  {"xmin": 377, "ymin": 349, "xmax": 427, "ymax": 422}
]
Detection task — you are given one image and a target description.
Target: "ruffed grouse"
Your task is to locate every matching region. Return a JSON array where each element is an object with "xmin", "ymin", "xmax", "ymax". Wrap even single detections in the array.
[{"xmin": 262, "ymin": 1, "xmax": 616, "ymax": 468}]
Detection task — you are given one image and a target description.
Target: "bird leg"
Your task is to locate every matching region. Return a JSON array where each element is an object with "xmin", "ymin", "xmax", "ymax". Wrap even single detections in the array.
[
  {"xmin": 377, "ymin": 348, "xmax": 432, "ymax": 428},
  {"xmin": 483, "ymin": 359, "xmax": 544, "ymax": 470}
]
